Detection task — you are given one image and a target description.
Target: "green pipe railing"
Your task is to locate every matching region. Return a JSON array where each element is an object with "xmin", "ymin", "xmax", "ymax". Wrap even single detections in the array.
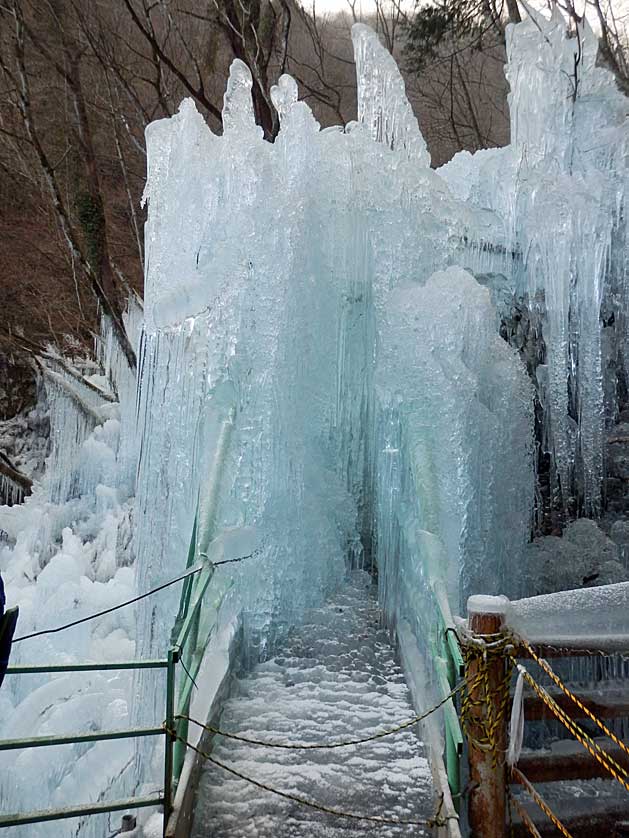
[
  {"xmin": 0, "ymin": 564, "xmax": 232, "ymax": 832},
  {"xmin": 171, "ymin": 403, "xmax": 235, "ymax": 788},
  {"xmin": 408, "ymin": 438, "xmax": 465, "ymax": 804},
  {"xmin": 0, "ymin": 567, "xmax": 231, "ymax": 835},
  {"xmin": 433, "ymin": 607, "xmax": 465, "ymax": 802},
  {"xmin": 0, "ymin": 654, "xmax": 177, "ymax": 832},
  {"xmin": 0, "ymin": 797, "xmax": 165, "ymax": 829}
]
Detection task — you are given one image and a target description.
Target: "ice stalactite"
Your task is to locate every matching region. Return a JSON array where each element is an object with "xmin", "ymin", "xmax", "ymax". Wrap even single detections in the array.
[
  {"xmin": 441, "ymin": 9, "xmax": 629, "ymax": 516},
  {"xmin": 7, "ymin": 6, "xmax": 629, "ymax": 829},
  {"xmin": 507, "ymin": 12, "xmax": 623, "ymax": 515},
  {"xmin": 0, "ymin": 474, "xmax": 23, "ymax": 506},
  {"xmin": 352, "ymin": 24, "xmax": 430, "ymax": 166},
  {"xmin": 133, "ymin": 22, "xmax": 539, "ymax": 651}
]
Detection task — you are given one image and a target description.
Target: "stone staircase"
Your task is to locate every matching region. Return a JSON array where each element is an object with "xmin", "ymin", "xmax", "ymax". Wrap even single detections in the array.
[{"xmin": 190, "ymin": 571, "xmax": 434, "ymax": 837}]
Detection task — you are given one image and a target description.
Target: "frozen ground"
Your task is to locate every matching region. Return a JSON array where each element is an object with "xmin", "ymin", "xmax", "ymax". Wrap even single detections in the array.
[{"xmin": 191, "ymin": 572, "xmax": 433, "ymax": 838}]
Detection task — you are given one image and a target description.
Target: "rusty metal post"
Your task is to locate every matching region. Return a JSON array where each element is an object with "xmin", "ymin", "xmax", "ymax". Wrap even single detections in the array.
[
  {"xmin": 121, "ymin": 814, "xmax": 137, "ymax": 831},
  {"xmin": 465, "ymin": 595, "xmax": 510, "ymax": 838}
]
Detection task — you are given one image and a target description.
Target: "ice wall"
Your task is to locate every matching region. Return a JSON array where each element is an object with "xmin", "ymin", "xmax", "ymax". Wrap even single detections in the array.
[
  {"xmin": 376, "ymin": 268, "xmax": 534, "ymax": 609},
  {"xmin": 132, "ymin": 26, "xmax": 535, "ymax": 762},
  {"xmin": 441, "ymin": 9, "xmax": 629, "ymax": 515},
  {"xmin": 6, "ymin": 6, "xmax": 625, "ymax": 831},
  {"xmin": 126, "ymin": 29, "xmax": 537, "ymax": 800},
  {"xmin": 0, "ymin": 311, "xmax": 141, "ymax": 838}
]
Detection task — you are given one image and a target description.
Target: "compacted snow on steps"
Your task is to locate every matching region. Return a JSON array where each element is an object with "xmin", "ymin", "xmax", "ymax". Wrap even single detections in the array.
[{"xmin": 191, "ymin": 571, "xmax": 433, "ymax": 837}]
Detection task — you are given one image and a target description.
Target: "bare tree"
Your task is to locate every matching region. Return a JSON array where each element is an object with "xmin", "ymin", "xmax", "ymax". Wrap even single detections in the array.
[
  {"xmin": 553, "ymin": 0, "xmax": 629, "ymax": 94},
  {"xmin": 119, "ymin": 0, "xmax": 293, "ymax": 140},
  {"xmin": 0, "ymin": 0, "xmax": 137, "ymax": 369}
]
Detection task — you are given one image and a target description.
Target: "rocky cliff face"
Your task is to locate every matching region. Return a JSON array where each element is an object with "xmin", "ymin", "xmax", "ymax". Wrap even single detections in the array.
[
  {"xmin": 521, "ymin": 518, "xmax": 626, "ymax": 596},
  {"xmin": 0, "ymin": 355, "xmax": 36, "ymax": 421}
]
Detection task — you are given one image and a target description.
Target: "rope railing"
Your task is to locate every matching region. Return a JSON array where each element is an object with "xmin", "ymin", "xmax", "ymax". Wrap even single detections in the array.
[
  {"xmin": 516, "ymin": 636, "xmax": 629, "ymax": 761},
  {"xmin": 510, "ymin": 769, "xmax": 574, "ymax": 838},
  {"xmin": 168, "ymin": 730, "xmax": 457, "ymax": 829},
  {"xmin": 460, "ymin": 634, "xmax": 515, "ymax": 766},
  {"xmin": 457, "ymin": 595, "xmax": 629, "ymax": 838},
  {"xmin": 177, "ymin": 680, "xmax": 466, "ymax": 750},
  {"xmin": 513, "ymin": 662, "xmax": 629, "ymax": 791},
  {"xmin": 507, "ymin": 789, "xmax": 544, "ymax": 838},
  {"xmin": 12, "ymin": 550, "xmax": 259, "ymax": 643}
]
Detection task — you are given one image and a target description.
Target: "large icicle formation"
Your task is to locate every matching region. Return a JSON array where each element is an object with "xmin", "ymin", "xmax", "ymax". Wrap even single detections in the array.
[
  {"xmin": 125, "ymin": 26, "xmax": 538, "ymax": 798},
  {"xmin": 2, "ymin": 9, "xmax": 628, "ymax": 834},
  {"xmin": 135, "ymin": 23, "xmax": 534, "ymax": 677},
  {"xmin": 125, "ymin": 32, "xmax": 537, "ymax": 789},
  {"xmin": 441, "ymin": 10, "xmax": 629, "ymax": 516}
]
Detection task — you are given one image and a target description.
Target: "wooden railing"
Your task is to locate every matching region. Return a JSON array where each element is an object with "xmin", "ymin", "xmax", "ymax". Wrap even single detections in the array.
[{"xmin": 459, "ymin": 593, "xmax": 629, "ymax": 838}]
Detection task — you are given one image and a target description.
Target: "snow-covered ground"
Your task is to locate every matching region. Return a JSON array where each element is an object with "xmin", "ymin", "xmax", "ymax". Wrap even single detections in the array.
[
  {"xmin": 191, "ymin": 572, "xmax": 434, "ymax": 838},
  {"xmin": 0, "ymin": 354, "xmax": 145, "ymax": 836}
]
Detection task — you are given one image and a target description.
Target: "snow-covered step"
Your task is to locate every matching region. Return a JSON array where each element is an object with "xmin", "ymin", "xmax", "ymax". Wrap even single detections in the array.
[{"xmin": 190, "ymin": 571, "xmax": 434, "ymax": 837}]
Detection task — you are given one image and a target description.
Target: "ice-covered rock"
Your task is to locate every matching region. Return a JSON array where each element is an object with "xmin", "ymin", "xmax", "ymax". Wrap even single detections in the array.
[{"xmin": 522, "ymin": 519, "xmax": 626, "ymax": 596}]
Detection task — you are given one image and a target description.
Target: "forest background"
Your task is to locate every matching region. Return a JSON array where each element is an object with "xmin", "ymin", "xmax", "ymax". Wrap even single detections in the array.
[{"xmin": 0, "ymin": 0, "xmax": 626, "ymax": 419}]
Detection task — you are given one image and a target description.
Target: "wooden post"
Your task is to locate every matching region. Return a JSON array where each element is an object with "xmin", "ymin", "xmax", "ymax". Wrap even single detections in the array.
[{"xmin": 465, "ymin": 595, "xmax": 510, "ymax": 838}]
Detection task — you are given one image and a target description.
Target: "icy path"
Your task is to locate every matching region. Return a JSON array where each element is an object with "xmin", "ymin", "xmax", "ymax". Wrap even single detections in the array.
[{"xmin": 190, "ymin": 571, "xmax": 433, "ymax": 837}]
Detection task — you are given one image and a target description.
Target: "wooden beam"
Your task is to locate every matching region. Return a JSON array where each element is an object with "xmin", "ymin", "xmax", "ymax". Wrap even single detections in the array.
[
  {"xmin": 523, "ymin": 688, "xmax": 629, "ymax": 721},
  {"xmin": 517, "ymin": 640, "xmax": 629, "ymax": 657},
  {"xmin": 515, "ymin": 743, "xmax": 629, "ymax": 783},
  {"xmin": 510, "ymin": 797, "xmax": 629, "ymax": 838}
]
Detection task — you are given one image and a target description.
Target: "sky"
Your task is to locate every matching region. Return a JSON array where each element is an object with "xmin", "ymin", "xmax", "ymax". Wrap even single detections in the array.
[
  {"xmin": 299, "ymin": 0, "xmax": 624, "ymax": 30},
  {"xmin": 303, "ymin": 0, "xmax": 412, "ymax": 15}
]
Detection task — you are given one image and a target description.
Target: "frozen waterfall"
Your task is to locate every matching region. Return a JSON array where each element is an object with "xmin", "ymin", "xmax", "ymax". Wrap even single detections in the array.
[{"xmin": 0, "ymin": 8, "xmax": 627, "ymax": 835}]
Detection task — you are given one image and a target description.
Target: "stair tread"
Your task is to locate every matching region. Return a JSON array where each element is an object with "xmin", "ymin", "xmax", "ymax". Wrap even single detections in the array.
[{"xmin": 190, "ymin": 573, "xmax": 434, "ymax": 837}]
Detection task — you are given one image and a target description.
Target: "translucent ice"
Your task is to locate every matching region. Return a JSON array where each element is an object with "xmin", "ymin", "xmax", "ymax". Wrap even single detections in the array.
[
  {"xmin": 130, "ymin": 30, "xmax": 536, "ymax": 785},
  {"xmin": 440, "ymin": 9, "xmax": 629, "ymax": 514},
  {"xmin": 3, "ymin": 8, "xmax": 626, "ymax": 832}
]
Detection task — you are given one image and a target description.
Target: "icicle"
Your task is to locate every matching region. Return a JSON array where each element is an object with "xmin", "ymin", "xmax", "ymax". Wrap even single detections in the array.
[
  {"xmin": 351, "ymin": 23, "xmax": 430, "ymax": 166},
  {"xmin": 508, "ymin": 666, "xmax": 525, "ymax": 767},
  {"xmin": 222, "ymin": 60, "xmax": 263, "ymax": 140}
]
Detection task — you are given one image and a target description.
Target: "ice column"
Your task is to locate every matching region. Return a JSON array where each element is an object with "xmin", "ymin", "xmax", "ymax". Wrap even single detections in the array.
[{"xmin": 505, "ymin": 10, "xmax": 627, "ymax": 513}]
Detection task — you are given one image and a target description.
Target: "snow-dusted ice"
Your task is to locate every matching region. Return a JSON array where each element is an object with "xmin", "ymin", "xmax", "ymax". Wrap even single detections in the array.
[
  {"xmin": 191, "ymin": 573, "xmax": 433, "ymax": 838},
  {"xmin": 0, "ymin": 6, "xmax": 628, "ymax": 833}
]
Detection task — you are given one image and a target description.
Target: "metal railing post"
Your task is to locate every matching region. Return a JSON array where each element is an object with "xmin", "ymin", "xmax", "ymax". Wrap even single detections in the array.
[
  {"xmin": 163, "ymin": 646, "xmax": 178, "ymax": 835},
  {"xmin": 464, "ymin": 595, "xmax": 510, "ymax": 838}
]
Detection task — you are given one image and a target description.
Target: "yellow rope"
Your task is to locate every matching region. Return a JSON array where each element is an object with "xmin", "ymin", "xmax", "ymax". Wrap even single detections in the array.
[
  {"xmin": 508, "ymin": 789, "xmax": 543, "ymax": 838},
  {"xmin": 460, "ymin": 633, "xmax": 514, "ymax": 766},
  {"xmin": 516, "ymin": 664, "xmax": 629, "ymax": 792},
  {"xmin": 518, "ymin": 637, "xmax": 629, "ymax": 761},
  {"xmin": 176, "ymin": 680, "xmax": 465, "ymax": 750},
  {"xmin": 511, "ymin": 768, "xmax": 574, "ymax": 838},
  {"xmin": 169, "ymin": 730, "xmax": 456, "ymax": 829}
]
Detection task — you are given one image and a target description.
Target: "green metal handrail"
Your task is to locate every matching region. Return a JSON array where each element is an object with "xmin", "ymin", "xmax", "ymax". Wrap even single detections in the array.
[
  {"xmin": 0, "ymin": 654, "xmax": 177, "ymax": 832},
  {"xmin": 432, "ymin": 599, "xmax": 465, "ymax": 801},
  {"xmin": 170, "ymin": 402, "xmax": 235, "ymax": 790},
  {"xmin": 408, "ymin": 436, "xmax": 465, "ymax": 803}
]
